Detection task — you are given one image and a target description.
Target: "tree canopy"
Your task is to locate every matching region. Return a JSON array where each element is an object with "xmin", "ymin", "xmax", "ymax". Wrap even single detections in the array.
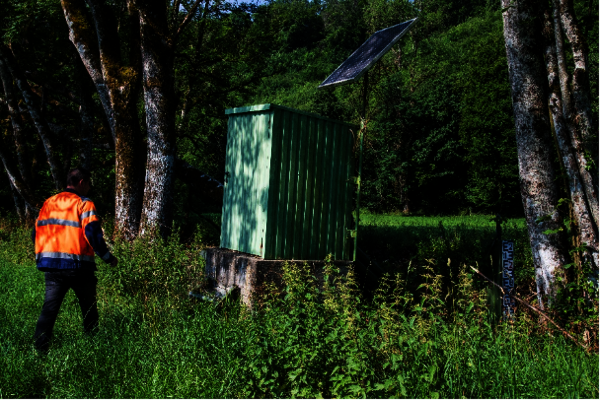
[{"xmin": 0, "ymin": 0, "xmax": 597, "ymax": 230}]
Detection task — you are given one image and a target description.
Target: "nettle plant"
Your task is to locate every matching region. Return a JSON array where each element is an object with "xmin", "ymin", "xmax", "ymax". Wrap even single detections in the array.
[{"xmin": 242, "ymin": 257, "xmax": 490, "ymax": 398}]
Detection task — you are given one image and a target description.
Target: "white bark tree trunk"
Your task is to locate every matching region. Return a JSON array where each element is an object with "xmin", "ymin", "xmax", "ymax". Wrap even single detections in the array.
[
  {"xmin": 62, "ymin": 0, "xmax": 144, "ymax": 240},
  {"xmin": 0, "ymin": 57, "xmax": 30, "ymax": 187},
  {"xmin": 137, "ymin": 0, "xmax": 176, "ymax": 238},
  {"xmin": 543, "ymin": 10, "xmax": 599, "ymax": 269},
  {"xmin": 551, "ymin": 0, "xmax": 599, "ymax": 228},
  {"xmin": 502, "ymin": 0, "xmax": 569, "ymax": 306},
  {"xmin": 0, "ymin": 137, "xmax": 39, "ymax": 209},
  {"xmin": 9, "ymin": 181, "xmax": 26, "ymax": 222},
  {"xmin": 558, "ymin": 0, "xmax": 597, "ymax": 151}
]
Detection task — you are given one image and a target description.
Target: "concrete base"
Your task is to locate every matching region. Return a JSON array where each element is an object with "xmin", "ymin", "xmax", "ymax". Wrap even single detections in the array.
[{"xmin": 200, "ymin": 247, "xmax": 353, "ymax": 308}]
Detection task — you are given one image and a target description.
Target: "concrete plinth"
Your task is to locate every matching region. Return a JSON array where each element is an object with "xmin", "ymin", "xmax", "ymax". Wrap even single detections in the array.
[{"xmin": 200, "ymin": 247, "xmax": 353, "ymax": 308}]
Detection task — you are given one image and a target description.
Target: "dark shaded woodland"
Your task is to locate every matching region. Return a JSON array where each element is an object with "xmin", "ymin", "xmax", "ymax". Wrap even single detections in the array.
[{"xmin": 0, "ymin": 0, "xmax": 528, "ymax": 222}]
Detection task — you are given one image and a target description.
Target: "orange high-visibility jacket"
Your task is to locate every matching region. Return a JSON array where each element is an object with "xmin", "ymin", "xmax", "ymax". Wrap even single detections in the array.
[{"xmin": 35, "ymin": 189, "xmax": 112, "ymax": 270}]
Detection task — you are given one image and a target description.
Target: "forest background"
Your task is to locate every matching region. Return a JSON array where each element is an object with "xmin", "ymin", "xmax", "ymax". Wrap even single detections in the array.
[
  {"xmin": 0, "ymin": 1, "xmax": 598, "ymax": 397},
  {"xmin": 0, "ymin": 0, "xmax": 596, "ymax": 224}
]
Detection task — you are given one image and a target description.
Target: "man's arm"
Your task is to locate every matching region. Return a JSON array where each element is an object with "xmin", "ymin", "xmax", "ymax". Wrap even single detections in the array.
[
  {"xmin": 80, "ymin": 201, "xmax": 118, "ymax": 266},
  {"xmin": 84, "ymin": 221, "xmax": 117, "ymax": 265}
]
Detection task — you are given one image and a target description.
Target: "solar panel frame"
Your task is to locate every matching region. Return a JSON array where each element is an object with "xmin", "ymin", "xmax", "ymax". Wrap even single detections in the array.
[{"xmin": 318, "ymin": 18, "xmax": 417, "ymax": 89}]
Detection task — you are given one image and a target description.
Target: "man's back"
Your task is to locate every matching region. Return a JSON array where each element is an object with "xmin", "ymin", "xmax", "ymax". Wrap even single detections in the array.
[{"xmin": 35, "ymin": 189, "xmax": 112, "ymax": 270}]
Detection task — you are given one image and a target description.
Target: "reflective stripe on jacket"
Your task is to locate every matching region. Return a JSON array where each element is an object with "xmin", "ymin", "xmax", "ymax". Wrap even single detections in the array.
[{"xmin": 35, "ymin": 189, "xmax": 111, "ymax": 271}]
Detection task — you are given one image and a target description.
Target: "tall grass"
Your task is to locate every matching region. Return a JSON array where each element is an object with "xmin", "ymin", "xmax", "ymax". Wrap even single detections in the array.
[
  {"xmin": 0, "ymin": 215, "xmax": 597, "ymax": 398},
  {"xmin": 0, "ymin": 259, "xmax": 247, "ymax": 398}
]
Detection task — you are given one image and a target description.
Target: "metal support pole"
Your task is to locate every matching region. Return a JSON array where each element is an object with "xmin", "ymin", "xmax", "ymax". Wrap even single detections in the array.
[{"xmin": 353, "ymin": 73, "xmax": 368, "ymax": 262}]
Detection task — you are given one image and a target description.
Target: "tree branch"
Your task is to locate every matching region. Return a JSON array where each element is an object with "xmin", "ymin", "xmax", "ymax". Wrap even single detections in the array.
[
  {"xmin": 85, "ymin": 0, "xmax": 123, "ymax": 71},
  {"xmin": 75, "ymin": 53, "xmax": 96, "ymax": 171},
  {"xmin": 61, "ymin": 0, "xmax": 116, "ymax": 143},
  {"xmin": 469, "ymin": 266, "xmax": 583, "ymax": 348},
  {"xmin": 0, "ymin": 57, "xmax": 31, "ymax": 186},
  {"xmin": 175, "ymin": 0, "xmax": 204, "ymax": 38}
]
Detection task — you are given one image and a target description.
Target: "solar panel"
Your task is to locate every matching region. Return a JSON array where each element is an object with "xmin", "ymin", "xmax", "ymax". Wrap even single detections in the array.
[{"xmin": 318, "ymin": 18, "xmax": 417, "ymax": 89}]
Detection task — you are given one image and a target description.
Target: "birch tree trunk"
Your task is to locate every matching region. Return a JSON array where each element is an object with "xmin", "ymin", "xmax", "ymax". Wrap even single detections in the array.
[
  {"xmin": 61, "ymin": 0, "xmax": 144, "ymax": 240},
  {"xmin": 543, "ymin": 10, "xmax": 599, "ymax": 269},
  {"xmin": 558, "ymin": 0, "xmax": 597, "ymax": 153},
  {"xmin": 552, "ymin": 0, "xmax": 600, "ymax": 227},
  {"xmin": 501, "ymin": 0, "xmax": 569, "ymax": 305},
  {"xmin": 0, "ymin": 47, "xmax": 63, "ymax": 191},
  {"xmin": 137, "ymin": 0, "xmax": 176, "ymax": 238},
  {"xmin": 550, "ymin": 0, "xmax": 574, "ymax": 121}
]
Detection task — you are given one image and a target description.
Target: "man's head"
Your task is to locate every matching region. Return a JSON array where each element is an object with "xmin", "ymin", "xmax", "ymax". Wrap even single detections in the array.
[{"xmin": 66, "ymin": 167, "xmax": 92, "ymax": 196}]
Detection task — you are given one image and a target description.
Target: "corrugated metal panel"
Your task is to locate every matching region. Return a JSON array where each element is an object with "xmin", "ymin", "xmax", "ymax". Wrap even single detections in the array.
[
  {"xmin": 221, "ymin": 104, "xmax": 355, "ymax": 260},
  {"xmin": 220, "ymin": 111, "xmax": 271, "ymax": 256}
]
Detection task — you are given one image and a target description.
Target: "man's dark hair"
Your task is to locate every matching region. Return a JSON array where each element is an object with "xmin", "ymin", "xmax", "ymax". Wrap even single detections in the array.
[{"xmin": 66, "ymin": 167, "xmax": 91, "ymax": 187}]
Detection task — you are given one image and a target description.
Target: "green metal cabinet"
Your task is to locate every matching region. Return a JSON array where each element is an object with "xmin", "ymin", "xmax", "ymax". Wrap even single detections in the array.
[{"xmin": 221, "ymin": 104, "xmax": 356, "ymax": 260}]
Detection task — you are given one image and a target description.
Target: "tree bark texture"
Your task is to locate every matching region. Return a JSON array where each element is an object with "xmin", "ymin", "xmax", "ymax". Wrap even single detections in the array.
[
  {"xmin": 552, "ymin": 0, "xmax": 599, "ymax": 228},
  {"xmin": 61, "ymin": 0, "xmax": 144, "ymax": 240},
  {"xmin": 61, "ymin": 0, "xmax": 116, "ymax": 143},
  {"xmin": 501, "ymin": 0, "xmax": 569, "ymax": 304},
  {"xmin": 558, "ymin": 0, "xmax": 597, "ymax": 154},
  {"xmin": 543, "ymin": 10, "xmax": 599, "ymax": 269},
  {"xmin": 0, "ymin": 47, "xmax": 63, "ymax": 191},
  {"xmin": 137, "ymin": 0, "xmax": 177, "ymax": 238},
  {"xmin": 551, "ymin": 0, "xmax": 573, "ymax": 119}
]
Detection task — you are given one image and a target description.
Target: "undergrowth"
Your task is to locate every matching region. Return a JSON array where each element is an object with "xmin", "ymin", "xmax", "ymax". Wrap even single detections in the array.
[
  {"xmin": 244, "ymin": 261, "xmax": 598, "ymax": 398},
  {"xmin": 0, "ymin": 214, "xmax": 598, "ymax": 398}
]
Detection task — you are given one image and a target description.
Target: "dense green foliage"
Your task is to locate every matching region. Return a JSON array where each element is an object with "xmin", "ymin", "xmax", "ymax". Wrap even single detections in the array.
[
  {"xmin": 246, "ymin": 2, "xmax": 519, "ymax": 214},
  {"xmin": 1, "ymin": 0, "xmax": 598, "ymax": 221},
  {"xmin": 0, "ymin": 240, "xmax": 597, "ymax": 398},
  {"xmin": 243, "ymin": 0, "xmax": 598, "ymax": 215},
  {"xmin": 1, "ymin": 214, "xmax": 598, "ymax": 398}
]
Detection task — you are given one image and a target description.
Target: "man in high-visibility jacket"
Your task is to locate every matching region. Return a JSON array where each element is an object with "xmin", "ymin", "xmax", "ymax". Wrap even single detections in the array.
[{"xmin": 33, "ymin": 167, "xmax": 118, "ymax": 352}]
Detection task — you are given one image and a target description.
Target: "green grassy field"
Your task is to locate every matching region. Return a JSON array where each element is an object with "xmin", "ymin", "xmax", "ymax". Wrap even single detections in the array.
[
  {"xmin": 359, "ymin": 213, "xmax": 532, "ymax": 277},
  {"xmin": 0, "ymin": 215, "xmax": 598, "ymax": 398}
]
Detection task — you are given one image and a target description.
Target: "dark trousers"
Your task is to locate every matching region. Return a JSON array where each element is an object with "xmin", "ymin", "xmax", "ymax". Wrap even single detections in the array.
[{"xmin": 34, "ymin": 270, "xmax": 99, "ymax": 351}]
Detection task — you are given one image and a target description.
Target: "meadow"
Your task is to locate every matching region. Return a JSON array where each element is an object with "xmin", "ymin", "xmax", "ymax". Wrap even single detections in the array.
[
  {"xmin": 0, "ymin": 214, "xmax": 598, "ymax": 398},
  {"xmin": 359, "ymin": 213, "xmax": 533, "ymax": 281}
]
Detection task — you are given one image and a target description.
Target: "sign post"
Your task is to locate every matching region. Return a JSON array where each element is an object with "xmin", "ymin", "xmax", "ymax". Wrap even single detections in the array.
[{"xmin": 502, "ymin": 240, "xmax": 516, "ymax": 318}]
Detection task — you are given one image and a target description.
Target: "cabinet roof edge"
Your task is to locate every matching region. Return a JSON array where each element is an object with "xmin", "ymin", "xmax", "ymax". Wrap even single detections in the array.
[{"xmin": 225, "ymin": 104, "xmax": 356, "ymax": 129}]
